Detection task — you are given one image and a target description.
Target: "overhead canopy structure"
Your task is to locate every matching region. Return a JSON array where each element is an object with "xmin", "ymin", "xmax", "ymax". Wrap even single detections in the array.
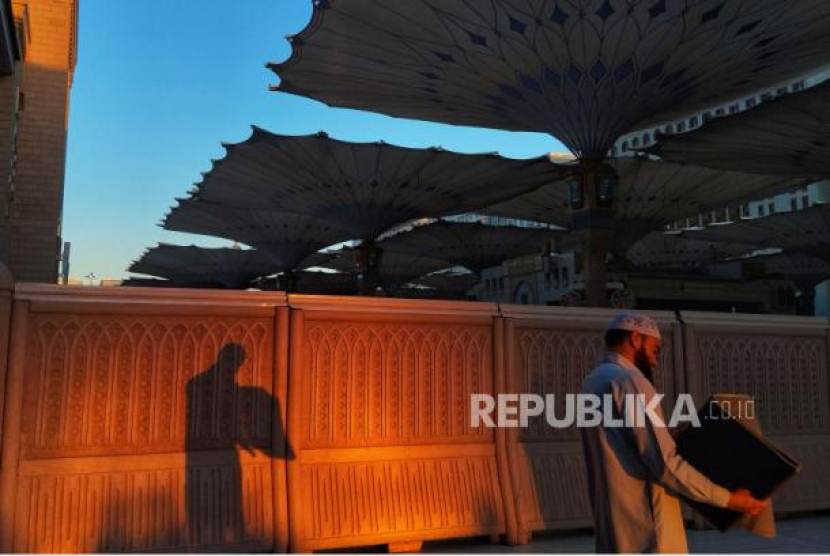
[
  {"xmin": 271, "ymin": 0, "xmax": 830, "ymax": 306},
  {"xmin": 379, "ymin": 221, "xmax": 563, "ymax": 273},
  {"xmin": 623, "ymin": 231, "xmax": 751, "ymax": 272},
  {"xmin": 128, "ymin": 244, "xmax": 280, "ymax": 289},
  {"xmin": 255, "ymin": 270, "xmax": 359, "ymax": 295},
  {"xmin": 121, "ymin": 277, "xmax": 211, "ymax": 289},
  {"xmin": 190, "ymin": 127, "xmax": 566, "ymax": 242},
  {"xmin": 751, "ymin": 252, "xmax": 830, "ymax": 285},
  {"xmin": 714, "ymin": 251, "xmax": 830, "ymax": 288},
  {"xmin": 706, "ymin": 250, "xmax": 830, "ymax": 314},
  {"xmin": 272, "ymin": 1, "xmax": 830, "ymax": 157},
  {"xmin": 162, "ymin": 199, "xmax": 351, "ymax": 271},
  {"xmin": 313, "ymin": 248, "xmax": 452, "ymax": 294},
  {"xmin": 411, "ymin": 269, "xmax": 479, "ymax": 294},
  {"xmin": 293, "ymin": 270, "xmax": 359, "ymax": 295},
  {"xmin": 683, "ymin": 203, "xmax": 830, "ymax": 262},
  {"xmin": 647, "ymin": 79, "xmax": 830, "ymax": 177},
  {"xmin": 481, "ymin": 157, "xmax": 804, "ymax": 254}
]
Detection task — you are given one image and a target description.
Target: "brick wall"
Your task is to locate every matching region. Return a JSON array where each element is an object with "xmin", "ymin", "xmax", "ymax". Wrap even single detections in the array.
[{"xmin": 0, "ymin": 0, "xmax": 76, "ymax": 282}]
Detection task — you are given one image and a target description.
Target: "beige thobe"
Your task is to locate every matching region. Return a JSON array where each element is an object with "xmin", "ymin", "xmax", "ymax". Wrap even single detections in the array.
[{"xmin": 580, "ymin": 352, "xmax": 731, "ymax": 553}]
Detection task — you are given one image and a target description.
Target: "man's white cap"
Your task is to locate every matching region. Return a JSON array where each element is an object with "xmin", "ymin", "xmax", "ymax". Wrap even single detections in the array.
[{"xmin": 607, "ymin": 311, "xmax": 661, "ymax": 340}]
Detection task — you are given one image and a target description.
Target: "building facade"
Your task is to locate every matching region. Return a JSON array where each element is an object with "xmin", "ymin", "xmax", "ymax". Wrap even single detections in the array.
[{"xmin": 0, "ymin": 0, "xmax": 77, "ymax": 282}]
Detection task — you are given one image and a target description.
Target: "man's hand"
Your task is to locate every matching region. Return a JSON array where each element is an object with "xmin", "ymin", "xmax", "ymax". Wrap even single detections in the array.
[{"xmin": 727, "ymin": 488, "xmax": 769, "ymax": 516}]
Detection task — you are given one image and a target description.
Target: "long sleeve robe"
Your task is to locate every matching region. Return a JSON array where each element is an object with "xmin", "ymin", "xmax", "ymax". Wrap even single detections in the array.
[{"xmin": 580, "ymin": 352, "xmax": 731, "ymax": 553}]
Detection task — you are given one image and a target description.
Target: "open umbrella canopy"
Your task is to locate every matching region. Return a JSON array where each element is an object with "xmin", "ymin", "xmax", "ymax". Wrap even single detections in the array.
[
  {"xmin": 682, "ymin": 203, "xmax": 830, "ymax": 263},
  {"xmin": 312, "ymin": 247, "xmax": 453, "ymax": 293},
  {"xmin": 255, "ymin": 269, "xmax": 359, "ymax": 295},
  {"xmin": 120, "ymin": 277, "xmax": 217, "ymax": 289},
  {"xmin": 480, "ymin": 157, "xmax": 805, "ymax": 253},
  {"xmin": 190, "ymin": 127, "xmax": 566, "ymax": 242},
  {"xmin": 162, "ymin": 198, "xmax": 352, "ymax": 270},
  {"xmin": 272, "ymin": 0, "xmax": 830, "ymax": 157},
  {"xmin": 646, "ymin": 79, "xmax": 830, "ymax": 177},
  {"xmin": 623, "ymin": 231, "xmax": 752, "ymax": 273},
  {"xmin": 411, "ymin": 269, "xmax": 480, "ymax": 294},
  {"xmin": 741, "ymin": 252, "xmax": 830, "ymax": 288},
  {"xmin": 379, "ymin": 220, "xmax": 563, "ymax": 273},
  {"xmin": 128, "ymin": 244, "xmax": 281, "ymax": 289}
]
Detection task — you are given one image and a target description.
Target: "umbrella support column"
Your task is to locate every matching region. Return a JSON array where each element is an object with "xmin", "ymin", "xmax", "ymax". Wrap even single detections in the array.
[
  {"xmin": 356, "ymin": 241, "xmax": 383, "ymax": 296},
  {"xmin": 577, "ymin": 227, "xmax": 611, "ymax": 307},
  {"xmin": 567, "ymin": 159, "xmax": 617, "ymax": 308},
  {"xmin": 276, "ymin": 270, "xmax": 297, "ymax": 293}
]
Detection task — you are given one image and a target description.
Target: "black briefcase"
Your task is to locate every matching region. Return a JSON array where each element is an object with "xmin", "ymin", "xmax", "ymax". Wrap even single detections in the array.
[{"xmin": 674, "ymin": 394, "xmax": 801, "ymax": 533}]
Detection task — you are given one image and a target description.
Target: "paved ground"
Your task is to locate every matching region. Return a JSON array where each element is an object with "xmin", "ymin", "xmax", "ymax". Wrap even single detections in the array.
[{"xmin": 423, "ymin": 513, "xmax": 830, "ymax": 553}]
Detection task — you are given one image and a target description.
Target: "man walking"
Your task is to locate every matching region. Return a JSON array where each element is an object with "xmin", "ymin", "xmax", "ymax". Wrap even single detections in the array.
[{"xmin": 580, "ymin": 312, "xmax": 767, "ymax": 553}]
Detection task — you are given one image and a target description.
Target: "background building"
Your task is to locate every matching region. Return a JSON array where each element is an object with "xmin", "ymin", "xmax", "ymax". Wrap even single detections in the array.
[{"xmin": 0, "ymin": 0, "xmax": 77, "ymax": 282}]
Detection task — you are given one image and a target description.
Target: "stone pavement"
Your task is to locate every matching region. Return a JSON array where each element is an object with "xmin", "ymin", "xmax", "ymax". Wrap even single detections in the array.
[{"xmin": 423, "ymin": 514, "xmax": 830, "ymax": 553}]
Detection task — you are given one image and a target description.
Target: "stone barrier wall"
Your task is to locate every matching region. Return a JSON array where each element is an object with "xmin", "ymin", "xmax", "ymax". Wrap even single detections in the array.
[
  {"xmin": 682, "ymin": 312, "xmax": 830, "ymax": 515},
  {"xmin": 0, "ymin": 282, "xmax": 827, "ymax": 552},
  {"xmin": 285, "ymin": 296, "xmax": 506, "ymax": 553},
  {"xmin": 0, "ymin": 285, "xmax": 290, "ymax": 552}
]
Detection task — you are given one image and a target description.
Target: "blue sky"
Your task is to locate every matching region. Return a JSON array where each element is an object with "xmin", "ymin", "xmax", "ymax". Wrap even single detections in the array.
[{"xmin": 63, "ymin": 0, "xmax": 565, "ymax": 280}]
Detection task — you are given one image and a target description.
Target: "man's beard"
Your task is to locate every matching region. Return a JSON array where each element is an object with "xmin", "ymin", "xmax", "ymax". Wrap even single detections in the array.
[{"xmin": 634, "ymin": 348, "xmax": 654, "ymax": 384}]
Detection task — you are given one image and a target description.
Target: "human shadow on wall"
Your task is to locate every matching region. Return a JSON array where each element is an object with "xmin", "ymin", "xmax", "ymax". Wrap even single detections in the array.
[{"xmin": 186, "ymin": 342, "xmax": 293, "ymax": 549}]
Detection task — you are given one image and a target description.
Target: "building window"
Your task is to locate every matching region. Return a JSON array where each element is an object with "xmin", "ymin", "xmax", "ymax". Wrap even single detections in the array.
[
  {"xmin": 768, "ymin": 202, "xmax": 774, "ymax": 214},
  {"xmin": 729, "ymin": 103, "xmax": 739, "ymax": 114},
  {"xmin": 745, "ymin": 97, "xmax": 756, "ymax": 108},
  {"xmin": 689, "ymin": 116, "xmax": 699, "ymax": 127},
  {"xmin": 632, "ymin": 136, "xmax": 640, "ymax": 147},
  {"xmin": 664, "ymin": 124, "xmax": 674, "ymax": 134},
  {"xmin": 758, "ymin": 205, "xmax": 765, "ymax": 217},
  {"xmin": 792, "ymin": 81, "xmax": 804, "ymax": 92},
  {"xmin": 776, "ymin": 87, "xmax": 788, "ymax": 96},
  {"xmin": 677, "ymin": 121, "xmax": 686, "ymax": 132},
  {"xmin": 643, "ymin": 132, "xmax": 651, "ymax": 145},
  {"xmin": 621, "ymin": 141, "xmax": 628, "ymax": 151},
  {"xmin": 791, "ymin": 197, "xmax": 798, "ymax": 211},
  {"xmin": 802, "ymin": 196, "xmax": 809, "ymax": 209},
  {"xmin": 715, "ymin": 108, "xmax": 725, "ymax": 116},
  {"xmin": 609, "ymin": 146, "xmax": 617, "ymax": 156},
  {"xmin": 761, "ymin": 92, "xmax": 773, "ymax": 101}
]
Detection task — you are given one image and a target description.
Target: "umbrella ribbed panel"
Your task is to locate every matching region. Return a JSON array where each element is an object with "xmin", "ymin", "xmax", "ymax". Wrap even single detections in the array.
[
  {"xmin": 128, "ymin": 244, "xmax": 281, "ymax": 289},
  {"xmin": 482, "ymin": 157, "xmax": 805, "ymax": 253},
  {"xmin": 313, "ymin": 248, "xmax": 452, "ymax": 294},
  {"xmin": 380, "ymin": 221, "xmax": 562, "ymax": 273},
  {"xmin": 752, "ymin": 252, "xmax": 830, "ymax": 280},
  {"xmin": 647, "ymin": 80, "xmax": 830, "ymax": 176},
  {"xmin": 121, "ymin": 278, "xmax": 217, "ymax": 289},
  {"xmin": 624, "ymin": 231, "xmax": 752, "ymax": 272},
  {"xmin": 192, "ymin": 127, "xmax": 566, "ymax": 241},
  {"xmin": 163, "ymin": 199, "xmax": 353, "ymax": 269},
  {"xmin": 272, "ymin": 0, "xmax": 830, "ymax": 156},
  {"xmin": 682, "ymin": 204, "xmax": 830, "ymax": 262},
  {"xmin": 705, "ymin": 251, "xmax": 830, "ymax": 289},
  {"xmin": 292, "ymin": 270, "xmax": 359, "ymax": 295},
  {"xmin": 395, "ymin": 286, "xmax": 468, "ymax": 300},
  {"xmin": 412, "ymin": 270, "xmax": 480, "ymax": 293},
  {"xmin": 745, "ymin": 252, "xmax": 830, "ymax": 290}
]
